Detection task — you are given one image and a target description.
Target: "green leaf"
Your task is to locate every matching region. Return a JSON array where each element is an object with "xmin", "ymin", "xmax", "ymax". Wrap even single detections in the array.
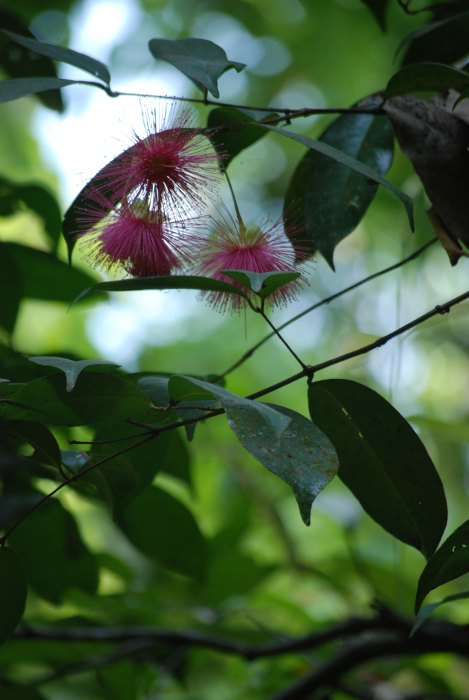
[
  {"xmin": 0, "ymin": 243, "xmax": 97, "ymax": 304},
  {"xmin": 0, "ymin": 419, "xmax": 62, "ymax": 468},
  {"xmin": 399, "ymin": 9, "xmax": 469, "ymax": 66},
  {"xmin": 385, "ymin": 63, "xmax": 469, "ymax": 100},
  {"xmin": 0, "ymin": 547, "xmax": 27, "ymax": 645},
  {"xmin": 263, "ymin": 122, "xmax": 413, "ymax": 236},
  {"xmin": 207, "ymin": 106, "xmax": 278, "ymax": 168},
  {"xmin": 0, "ymin": 683, "xmax": 46, "ymax": 700},
  {"xmin": 9, "ymin": 499, "xmax": 98, "ymax": 604},
  {"xmin": 118, "ymin": 485, "xmax": 206, "ymax": 578},
  {"xmin": 222, "ymin": 270, "xmax": 300, "ymax": 298},
  {"xmin": 411, "ymin": 591, "xmax": 469, "ymax": 636},
  {"xmin": 0, "ymin": 176, "xmax": 62, "ymax": 251},
  {"xmin": 75, "ymin": 275, "xmax": 250, "ymax": 305},
  {"xmin": 169, "ymin": 377, "xmax": 338, "ymax": 524},
  {"xmin": 29, "ymin": 356, "xmax": 118, "ymax": 392},
  {"xmin": 0, "ymin": 245, "xmax": 21, "ymax": 334},
  {"xmin": 148, "ymin": 37, "xmax": 246, "ymax": 98},
  {"xmin": 0, "ymin": 10, "xmax": 63, "ymax": 112},
  {"xmin": 2, "ymin": 372, "xmax": 152, "ymax": 426},
  {"xmin": 284, "ymin": 111, "xmax": 394, "ymax": 268},
  {"xmin": 416, "ymin": 520, "xmax": 469, "ymax": 611},
  {"xmin": 3, "ymin": 31, "xmax": 111, "ymax": 85},
  {"xmin": 360, "ymin": 0, "xmax": 390, "ymax": 31},
  {"xmin": 0, "ymin": 77, "xmax": 82, "ymax": 104},
  {"xmin": 308, "ymin": 380, "xmax": 447, "ymax": 557}
]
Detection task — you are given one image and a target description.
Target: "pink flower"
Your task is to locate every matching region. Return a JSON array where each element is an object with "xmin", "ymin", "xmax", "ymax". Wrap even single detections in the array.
[
  {"xmin": 86, "ymin": 104, "xmax": 221, "ymax": 221},
  {"xmin": 80, "ymin": 199, "xmax": 200, "ymax": 277},
  {"xmin": 196, "ymin": 211, "xmax": 304, "ymax": 311}
]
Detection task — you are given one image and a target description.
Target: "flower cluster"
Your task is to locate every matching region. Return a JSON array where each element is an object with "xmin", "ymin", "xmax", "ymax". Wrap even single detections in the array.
[{"xmin": 77, "ymin": 104, "xmax": 304, "ymax": 311}]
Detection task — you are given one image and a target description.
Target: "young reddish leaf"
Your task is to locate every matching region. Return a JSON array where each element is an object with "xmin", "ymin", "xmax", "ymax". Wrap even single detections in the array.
[{"xmin": 308, "ymin": 379, "xmax": 447, "ymax": 557}]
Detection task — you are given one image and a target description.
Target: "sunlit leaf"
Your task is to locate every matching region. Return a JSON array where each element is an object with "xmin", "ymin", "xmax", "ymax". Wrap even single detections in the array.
[
  {"xmin": 148, "ymin": 37, "xmax": 246, "ymax": 98},
  {"xmin": 3, "ymin": 30, "xmax": 111, "ymax": 85},
  {"xmin": 284, "ymin": 111, "xmax": 394, "ymax": 268},
  {"xmin": 29, "ymin": 356, "xmax": 118, "ymax": 392},
  {"xmin": 416, "ymin": 520, "xmax": 469, "ymax": 611},
  {"xmin": 0, "ymin": 547, "xmax": 27, "ymax": 645},
  {"xmin": 308, "ymin": 379, "xmax": 447, "ymax": 557}
]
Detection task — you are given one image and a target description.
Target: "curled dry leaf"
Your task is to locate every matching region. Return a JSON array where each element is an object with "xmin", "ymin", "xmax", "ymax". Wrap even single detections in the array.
[{"xmin": 383, "ymin": 92, "xmax": 469, "ymax": 265}]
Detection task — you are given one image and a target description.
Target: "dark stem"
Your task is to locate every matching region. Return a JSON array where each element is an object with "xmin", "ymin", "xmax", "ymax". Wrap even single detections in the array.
[{"xmin": 257, "ymin": 307, "xmax": 307, "ymax": 369}]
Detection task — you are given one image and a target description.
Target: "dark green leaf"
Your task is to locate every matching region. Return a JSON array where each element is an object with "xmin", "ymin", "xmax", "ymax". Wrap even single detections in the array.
[
  {"xmin": 416, "ymin": 520, "xmax": 469, "ymax": 611},
  {"xmin": 399, "ymin": 10, "xmax": 469, "ymax": 66},
  {"xmin": 0, "ymin": 243, "xmax": 97, "ymax": 304},
  {"xmin": 118, "ymin": 485, "xmax": 206, "ymax": 578},
  {"xmin": 308, "ymin": 380, "xmax": 447, "ymax": 557},
  {"xmin": 29, "ymin": 356, "xmax": 118, "ymax": 392},
  {"xmin": 0, "ymin": 547, "xmax": 27, "ymax": 644},
  {"xmin": 0, "ymin": 419, "xmax": 62, "ymax": 468},
  {"xmin": 75, "ymin": 275, "xmax": 250, "ymax": 305},
  {"xmin": 169, "ymin": 377, "xmax": 338, "ymax": 524},
  {"xmin": 385, "ymin": 63, "xmax": 469, "ymax": 100},
  {"xmin": 0, "ymin": 176, "xmax": 62, "ymax": 251},
  {"xmin": 3, "ymin": 31, "xmax": 111, "ymax": 85},
  {"xmin": 9, "ymin": 499, "xmax": 98, "ymax": 604},
  {"xmin": 0, "ymin": 246, "xmax": 21, "ymax": 334},
  {"xmin": 0, "ymin": 9, "xmax": 63, "ymax": 112},
  {"xmin": 148, "ymin": 37, "xmax": 246, "ymax": 98},
  {"xmin": 0, "ymin": 683, "xmax": 46, "ymax": 700},
  {"xmin": 284, "ymin": 112, "xmax": 394, "ymax": 268},
  {"xmin": 97, "ymin": 660, "xmax": 141, "ymax": 700},
  {"xmin": 207, "ymin": 106, "xmax": 278, "ymax": 168},
  {"xmin": 411, "ymin": 591, "xmax": 469, "ymax": 635},
  {"xmin": 263, "ymin": 123, "xmax": 413, "ymax": 236},
  {"xmin": 222, "ymin": 270, "xmax": 300, "ymax": 298},
  {"xmin": 1, "ymin": 372, "xmax": 152, "ymax": 426},
  {"xmin": 0, "ymin": 77, "xmax": 83, "ymax": 104},
  {"xmin": 360, "ymin": 0, "xmax": 389, "ymax": 30}
]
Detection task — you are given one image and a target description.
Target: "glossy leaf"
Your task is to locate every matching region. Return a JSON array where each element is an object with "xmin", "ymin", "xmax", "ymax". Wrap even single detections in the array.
[
  {"xmin": 222, "ymin": 270, "xmax": 300, "ymax": 298},
  {"xmin": 0, "ymin": 243, "xmax": 96, "ymax": 304},
  {"xmin": 0, "ymin": 419, "xmax": 62, "ymax": 468},
  {"xmin": 118, "ymin": 485, "xmax": 206, "ymax": 578},
  {"xmin": 0, "ymin": 547, "xmax": 27, "ymax": 644},
  {"xmin": 264, "ymin": 123, "xmax": 413, "ymax": 238},
  {"xmin": 0, "ymin": 176, "xmax": 62, "ymax": 250},
  {"xmin": 411, "ymin": 591, "xmax": 469, "ymax": 635},
  {"xmin": 75, "ymin": 275, "xmax": 250, "ymax": 305},
  {"xmin": 0, "ymin": 77, "xmax": 82, "ymax": 104},
  {"xmin": 9, "ymin": 499, "xmax": 98, "ymax": 604},
  {"xmin": 284, "ymin": 111, "xmax": 394, "ymax": 268},
  {"xmin": 3, "ymin": 31, "xmax": 111, "ymax": 85},
  {"xmin": 148, "ymin": 37, "xmax": 246, "ymax": 98},
  {"xmin": 385, "ymin": 63, "xmax": 469, "ymax": 100},
  {"xmin": 416, "ymin": 520, "xmax": 469, "ymax": 611},
  {"xmin": 399, "ymin": 9, "xmax": 469, "ymax": 66},
  {"xmin": 207, "ymin": 106, "xmax": 278, "ymax": 168},
  {"xmin": 29, "ymin": 356, "xmax": 117, "ymax": 392},
  {"xmin": 308, "ymin": 380, "xmax": 447, "ymax": 557},
  {"xmin": 169, "ymin": 377, "xmax": 338, "ymax": 524},
  {"xmin": 1, "ymin": 372, "xmax": 152, "ymax": 426}
]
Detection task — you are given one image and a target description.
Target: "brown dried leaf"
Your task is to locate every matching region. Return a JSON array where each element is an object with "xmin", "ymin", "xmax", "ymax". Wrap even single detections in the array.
[{"xmin": 383, "ymin": 93, "xmax": 469, "ymax": 262}]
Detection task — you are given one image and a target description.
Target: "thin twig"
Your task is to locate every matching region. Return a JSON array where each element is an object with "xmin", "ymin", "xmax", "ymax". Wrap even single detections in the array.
[{"xmin": 217, "ymin": 238, "xmax": 436, "ymax": 380}]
